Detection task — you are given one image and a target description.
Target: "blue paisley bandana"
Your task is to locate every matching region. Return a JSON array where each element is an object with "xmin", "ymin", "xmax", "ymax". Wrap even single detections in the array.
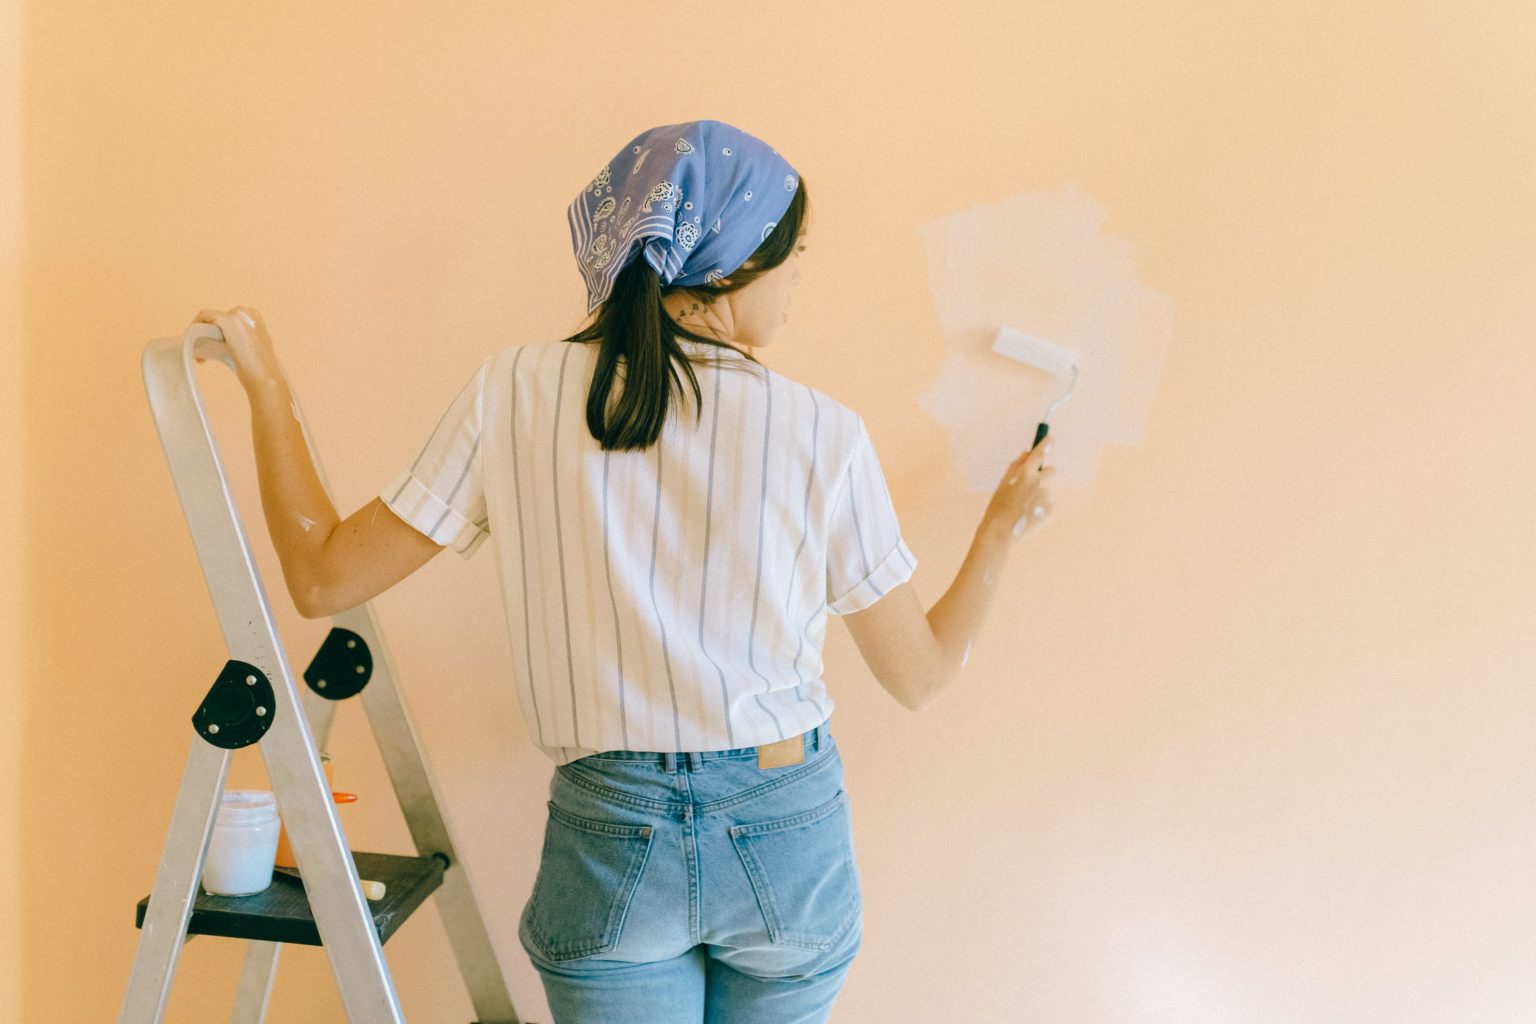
[{"xmin": 569, "ymin": 119, "xmax": 800, "ymax": 313}]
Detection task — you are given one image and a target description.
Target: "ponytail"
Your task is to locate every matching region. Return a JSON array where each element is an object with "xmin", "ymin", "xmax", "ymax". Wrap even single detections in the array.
[{"xmin": 559, "ymin": 180, "xmax": 808, "ymax": 452}]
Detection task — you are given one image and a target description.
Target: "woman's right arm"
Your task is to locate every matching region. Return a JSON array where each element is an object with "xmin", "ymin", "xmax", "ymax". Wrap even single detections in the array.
[
  {"xmin": 247, "ymin": 369, "xmax": 447, "ymax": 620},
  {"xmin": 842, "ymin": 438, "xmax": 1055, "ymax": 710},
  {"xmin": 196, "ymin": 306, "xmax": 446, "ymax": 619}
]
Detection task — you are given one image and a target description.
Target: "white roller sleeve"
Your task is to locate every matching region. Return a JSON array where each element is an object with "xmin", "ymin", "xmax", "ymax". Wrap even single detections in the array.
[{"xmin": 990, "ymin": 324, "xmax": 1076, "ymax": 378}]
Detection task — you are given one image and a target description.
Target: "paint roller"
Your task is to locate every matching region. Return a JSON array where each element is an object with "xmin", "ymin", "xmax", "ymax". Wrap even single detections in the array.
[{"xmin": 990, "ymin": 325, "xmax": 1078, "ymax": 535}]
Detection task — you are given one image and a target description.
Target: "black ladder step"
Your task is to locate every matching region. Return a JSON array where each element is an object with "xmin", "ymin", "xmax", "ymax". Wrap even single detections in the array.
[{"xmin": 134, "ymin": 850, "xmax": 444, "ymax": 946}]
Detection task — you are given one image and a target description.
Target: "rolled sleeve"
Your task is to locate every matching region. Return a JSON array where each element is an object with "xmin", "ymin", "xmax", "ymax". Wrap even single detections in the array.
[
  {"xmin": 379, "ymin": 360, "xmax": 492, "ymax": 561},
  {"xmin": 825, "ymin": 416, "xmax": 918, "ymax": 615},
  {"xmin": 381, "ymin": 469, "xmax": 489, "ymax": 558}
]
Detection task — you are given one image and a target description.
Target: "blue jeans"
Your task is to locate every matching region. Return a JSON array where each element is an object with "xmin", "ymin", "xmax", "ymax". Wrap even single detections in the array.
[{"xmin": 518, "ymin": 718, "xmax": 862, "ymax": 1023}]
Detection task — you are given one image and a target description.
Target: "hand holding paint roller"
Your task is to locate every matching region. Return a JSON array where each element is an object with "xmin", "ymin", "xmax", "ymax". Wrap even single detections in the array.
[
  {"xmin": 985, "ymin": 432, "xmax": 1056, "ymax": 540},
  {"xmin": 988, "ymin": 325, "xmax": 1078, "ymax": 538}
]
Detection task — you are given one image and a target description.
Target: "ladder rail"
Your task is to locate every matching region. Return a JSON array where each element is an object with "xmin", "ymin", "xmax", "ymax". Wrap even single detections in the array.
[
  {"xmin": 119, "ymin": 738, "xmax": 230, "ymax": 1022},
  {"xmin": 227, "ymin": 683, "xmax": 338, "ymax": 1023},
  {"xmin": 230, "ymin": 942, "xmax": 281, "ymax": 1024}
]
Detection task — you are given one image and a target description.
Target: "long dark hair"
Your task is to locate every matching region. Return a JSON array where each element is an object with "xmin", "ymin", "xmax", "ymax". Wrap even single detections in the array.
[{"xmin": 559, "ymin": 180, "xmax": 810, "ymax": 452}]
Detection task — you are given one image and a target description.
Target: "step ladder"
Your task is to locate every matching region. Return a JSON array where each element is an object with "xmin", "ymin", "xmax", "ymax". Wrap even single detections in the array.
[{"xmin": 120, "ymin": 323, "xmax": 530, "ymax": 1023}]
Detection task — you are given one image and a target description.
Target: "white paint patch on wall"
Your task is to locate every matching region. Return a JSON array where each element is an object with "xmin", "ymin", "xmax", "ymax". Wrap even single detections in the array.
[{"xmin": 918, "ymin": 187, "xmax": 1172, "ymax": 494}]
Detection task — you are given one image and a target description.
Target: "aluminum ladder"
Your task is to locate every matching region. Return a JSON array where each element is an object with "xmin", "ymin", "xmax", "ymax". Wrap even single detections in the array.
[{"xmin": 120, "ymin": 322, "xmax": 529, "ymax": 1023}]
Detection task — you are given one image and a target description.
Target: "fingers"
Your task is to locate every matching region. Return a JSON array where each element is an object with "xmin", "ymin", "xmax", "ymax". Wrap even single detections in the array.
[
  {"xmin": 1005, "ymin": 451, "xmax": 1056, "ymax": 487},
  {"xmin": 990, "ymin": 435, "xmax": 1062, "ymax": 539},
  {"xmin": 1007, "ymin": 444, "xmax": 1056, "ymax": 538},
  {"xmin": 192, "ymin": 306, "xmax": 256, "ymax": 325},
  {"xmin": 191, "ymin": 307, "xmax": 261, "ymax": 344},
  {"xmin": 191, "ymin": 307, "xmax": 245, "ymax": 358},
  {"xmin": 1010, "ymin": 437, "xmax": 1053, "ymax": 470},
  {"xmin": 193, "ymin": 308, "xmax": 234, "ymax": 333},
  {"xmin": 1008, "ymin": 468, "xmax": 1052, "ymax": 486}
]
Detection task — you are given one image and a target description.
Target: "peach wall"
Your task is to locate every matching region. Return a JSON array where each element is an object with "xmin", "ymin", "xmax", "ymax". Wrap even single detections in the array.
[
  {"xmin": 15, "ymin": 2, "xmax": 1536, "ymax": 1021},
  {"xmin": 3, "ymin": 0, "xmax": 26, "ymax": 1018}
]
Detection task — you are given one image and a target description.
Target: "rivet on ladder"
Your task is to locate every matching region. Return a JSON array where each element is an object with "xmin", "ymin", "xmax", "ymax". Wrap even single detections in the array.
[
  {"xmin": 355, "ymin": 665, "xmax": 365, "ymax": 675},
  {"xmin": 317, "ymin": 679, "xmax": 327, "ymax": 688},
  {"xmin": 347, "ymin": 639, "xmax": 356, "ymax": 649},
  {"xmin": 245, "ymin": 675, "xmax": 256, "ymax": 685},
  {"xmin": 256, "ymin": 707, "xmax": 267, "ymax": 717},
  {"xmin": 207, "ymin": 724, "xmax": 220, "ymax": 735}
]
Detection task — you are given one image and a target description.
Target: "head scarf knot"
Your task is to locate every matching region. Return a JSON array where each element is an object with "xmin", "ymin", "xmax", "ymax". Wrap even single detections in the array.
[{"xmin": 569, "ymin": 120, "xmax": 799, "ymax": 313}]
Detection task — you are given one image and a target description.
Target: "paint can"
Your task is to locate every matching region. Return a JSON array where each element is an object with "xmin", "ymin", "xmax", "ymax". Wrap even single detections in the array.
[{"xmin": 202, "ymin": 790, "xmax": 280, "ymax": 896}]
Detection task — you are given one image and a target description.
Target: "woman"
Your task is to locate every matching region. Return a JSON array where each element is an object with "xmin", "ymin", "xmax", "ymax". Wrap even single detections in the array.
[{"xmin": 193, "ymin": 118, "xmax": 1055, "ymax": 1024}]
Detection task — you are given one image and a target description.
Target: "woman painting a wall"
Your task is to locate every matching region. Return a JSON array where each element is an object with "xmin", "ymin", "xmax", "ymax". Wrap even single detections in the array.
[{"xmin": 192, "ymin": 119, "xmax": 1054, "ymax": 1022}]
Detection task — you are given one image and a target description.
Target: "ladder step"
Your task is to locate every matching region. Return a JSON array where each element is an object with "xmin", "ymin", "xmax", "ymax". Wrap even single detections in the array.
[{"xmin": 134, "ymin": 851, "xmax": 444, "ymax": 946}]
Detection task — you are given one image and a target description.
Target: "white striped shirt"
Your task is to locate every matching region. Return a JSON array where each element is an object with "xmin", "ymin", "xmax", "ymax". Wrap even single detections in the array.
[{"xmin": 380, "ymin": 338, "xmax": 916, "ymax": 765}]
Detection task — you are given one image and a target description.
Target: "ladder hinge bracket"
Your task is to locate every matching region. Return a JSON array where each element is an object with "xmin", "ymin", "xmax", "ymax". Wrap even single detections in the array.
[
  {"xmin": 303, "ymin": 627, "xmax": 373, "ymax": 700},
  {"xmin": 192, "ymin": 659, "xmax": 276, "ymax": 749}
]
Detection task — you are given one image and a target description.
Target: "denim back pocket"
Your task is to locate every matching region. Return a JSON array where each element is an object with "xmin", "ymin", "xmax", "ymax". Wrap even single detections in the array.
[
  {"xmin": 729, "ymin": 789, "xmax": 861, "ymax": 951},
  {"xmin": 520, "ymin": 801, "xmax": 655, "ymax": 962}
]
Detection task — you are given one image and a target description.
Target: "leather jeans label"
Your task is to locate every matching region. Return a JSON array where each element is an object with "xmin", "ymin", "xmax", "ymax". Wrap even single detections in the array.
[{"xmin": 756, "ymin": 735, "xmax": 806, "ymax": 769}]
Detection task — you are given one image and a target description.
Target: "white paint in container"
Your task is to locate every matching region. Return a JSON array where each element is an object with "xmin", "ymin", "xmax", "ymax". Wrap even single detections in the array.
[{"xmin": 202, "ymin": 789, "xmax": 281, "ymax": 896}]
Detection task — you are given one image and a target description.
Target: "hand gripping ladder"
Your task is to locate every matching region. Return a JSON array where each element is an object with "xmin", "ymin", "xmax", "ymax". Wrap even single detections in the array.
[{"xmin": 120, "ymin": 323, "xmax": 529, "ymax": 1023}]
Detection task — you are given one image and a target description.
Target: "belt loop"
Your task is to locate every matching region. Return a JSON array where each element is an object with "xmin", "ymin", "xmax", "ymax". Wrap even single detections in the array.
[
  {"xmin": 814, "ymin": 719, "xmax": 828, "ymax": 752},
  {"xmin": 661, "ymin": 751, "xmax": 677, "ymax": 774},
  {"xmin": 687, "ymin": 751, "xmax": 703, "ymax": 773}
]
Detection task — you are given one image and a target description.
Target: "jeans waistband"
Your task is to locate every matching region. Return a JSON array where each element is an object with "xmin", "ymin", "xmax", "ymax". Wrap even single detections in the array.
[{"xmin": 577, "ymin": 719, "xmax": 831, "ymax": 774}]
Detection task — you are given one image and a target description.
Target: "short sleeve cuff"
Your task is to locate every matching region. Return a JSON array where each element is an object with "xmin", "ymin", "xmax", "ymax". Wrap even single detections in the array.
[
  {"xmin": 827, "ymin": 536, "xmax": 918, "ymax": 615},
  {"xmin": 381, "ymin": 471, "xmax": 488, "ymax": 559}
]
